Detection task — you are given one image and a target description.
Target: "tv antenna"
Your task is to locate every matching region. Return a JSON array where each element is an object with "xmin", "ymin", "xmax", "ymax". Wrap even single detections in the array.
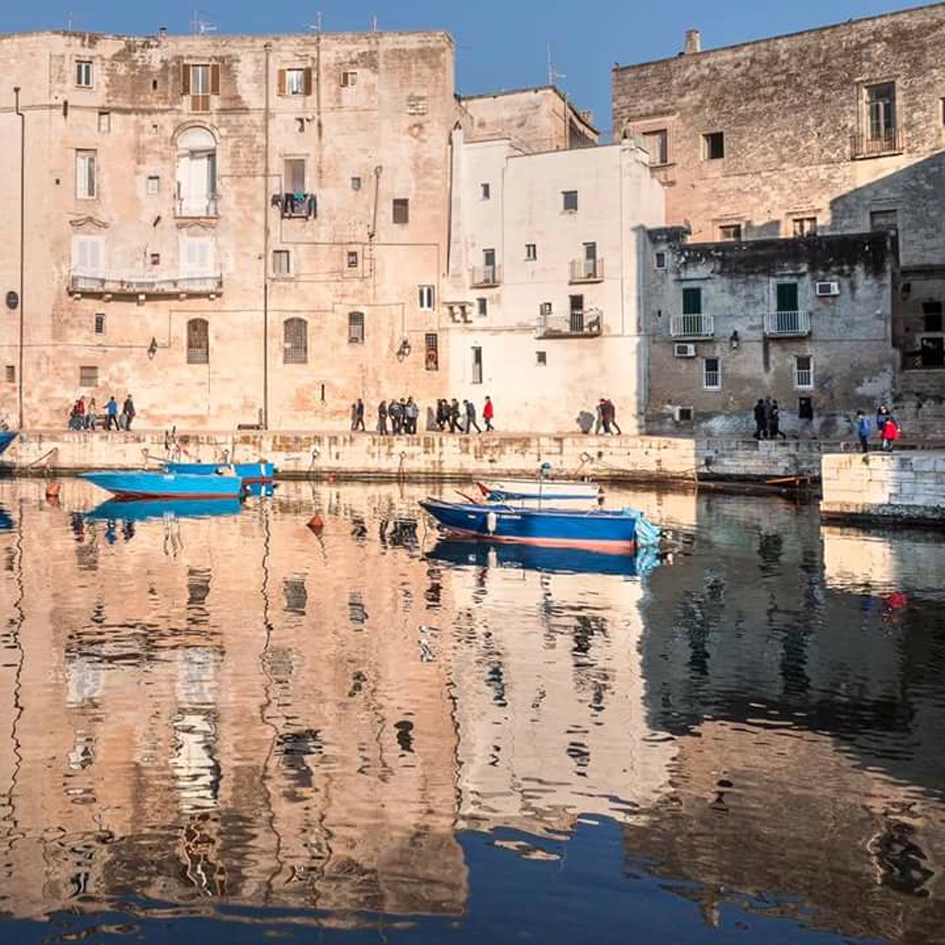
[
  {"xmin": 190, "ymin": 10, "xmax": 217, "ymax": 35},
  {"xmin": 307, "ymin": 12, "xmax": 323, "ymax": 32},
  {"xmin": 547, "ymin": 43, "xmax": 566, "ymax": 87}
]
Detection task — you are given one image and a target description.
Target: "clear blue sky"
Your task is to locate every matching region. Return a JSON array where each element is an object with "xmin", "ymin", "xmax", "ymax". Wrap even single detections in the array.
[{"xmin": 2, "ymin": 1, "xmax": 934, "ymax": 134}]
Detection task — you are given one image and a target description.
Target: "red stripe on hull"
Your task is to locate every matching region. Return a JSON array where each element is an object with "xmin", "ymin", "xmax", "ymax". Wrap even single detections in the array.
[
  {"xmin": 108, "ymin": 491, "xmax": 242, "ymax": 501},
  {"xmin": 442, "ymin": 527, "xmax": 636, "ymax": 555}
]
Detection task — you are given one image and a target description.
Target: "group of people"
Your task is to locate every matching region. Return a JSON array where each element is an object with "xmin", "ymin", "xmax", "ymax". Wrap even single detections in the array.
[
  {"xmin": 857, "ymin": 404, "xmax": 901, "ymax": 453},
  {"xmin": 350, "ymin": 396, "xmax": 496, "ymax": 435},
  {"xmin": 753, "ymin": 397, "xmax": 787, "ymax": 440},
  {"xmin": 594, "ymin": 399, "xmax": 622, "ymax": 435},
  {"xmin": 68, "ymin": 394, "xmax": 136, "ymax": 432},
  {"xmin": 374, "ymin": 397, "xmax": 421, "ymax": 435},
  {"xmin": 433, "ymin": 397, "xmax": 494, "ymax": 434}
]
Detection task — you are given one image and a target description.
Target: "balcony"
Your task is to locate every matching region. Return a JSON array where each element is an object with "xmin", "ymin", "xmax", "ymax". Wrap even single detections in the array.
[
  {"xmin": 176, "ymin": 194, "xmax": 219, "ymax": 219},
  {"xmin": 272, "ymin": 192, "xmax": 317, "ymax": 220},
  {"xmin": 537, "ymin": 309, "xmax": 602, "ymax": 339},
  {"xmin": 69, "ymin": 272, "xmax": 224, "ymax": 300},
  {"xmin": 670, "ymin": 314, "xmax": 714, "ymax": 338},
  {"xmin": 569, "ymin": 258, "xmax": 604, "ymax": 283},
  {"xmin": 764, "ymin": 311, "xmax": 811, "ymax": 337},
  {"xmin": 851, "ymin": 128, "xmax": 904, "ymax": 159},
  {"xmin": 470, "ymin": 265, "xmax": 502, "ymax": 288}
]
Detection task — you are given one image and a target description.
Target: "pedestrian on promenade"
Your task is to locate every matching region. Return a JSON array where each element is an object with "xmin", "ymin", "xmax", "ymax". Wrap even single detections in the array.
[
  {"xmin": 449, "ymin": 398, "xmax": 461, "ymax": 433},
  {"xmin": 121, "ymin": 394, "xmax": 136, "ymax": 431},
  {"xmin": 483, "ymin": 396, "xmax": 494, "ymax": 432},
  {"xmin": 606, "ymin": 398, "xmax": 622, "ymax": 435},
  {"xmin": 405, "ymin": 397, "xmax": 418, "ymax": 434},
  {"xmin": 70, "ymin": 397, "xmax": 86, "ymax": 431},
  {"xmin": 770, "ymin": 400, "xmax": 787, "ymax": 440},
  {"xmin": 86, "ymin": 397, "xmax": 98, "ymax": 432},
  {"xmin": 465, "ymin": 399, "xmax": 482, "ymax": 434},
  {"xmin": 105, "ymin": 396, "xmax": 120, "ymax": 432},
  {"xmin": 856, "ymin": 410, "xmax": 871, "ymax": 453},
  {"xmin": 350, "ymin": 402, "xmax": 358, "ymax": 431},
  {"xmin": 354, "ymin": 398, "xmax": 366, "ymax": 432},
  {"xmin": 594, "ymin": 400, "xmax": 604, "ymax": 435},
  {"xmin": 753, "ymin": 399, "xmax": 767, "ymax": 439},
  {"xmin": 436, "ymin": 399, "xmax": 448, "ymax": 431},
  {"xmin": 378, "ymin": 400, "xmax": 388, "ymax": 435},
  {"xmin": 763, "ymin": 397, "xmax": 774, "ymax": 440},
  {"xmin": 877, "ymin": 405, "xmax": 899, "ymax": 452}
]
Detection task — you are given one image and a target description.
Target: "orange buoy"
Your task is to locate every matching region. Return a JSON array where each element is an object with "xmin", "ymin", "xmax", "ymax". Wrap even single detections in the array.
[
  {"xmin": 306, "ymin": 513, "xmax": 324, "ymax": 534},
  {"xmin": 45, "ymin": 482, "xmax": 61, "ymax": 499}
]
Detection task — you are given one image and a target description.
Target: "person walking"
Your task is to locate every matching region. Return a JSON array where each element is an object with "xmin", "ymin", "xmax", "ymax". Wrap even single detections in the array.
[
  {"xmin": 770, "ymin": 400, "xmax": 787, "ymax": 440},
  {"xmin": 405, "ymin": 397, "xmax": 418, "ymax": 435},
  {"xmin": 354, "ymin": 398, "xmax": 366, "ymax": 432},
  {"xmin": 483, "ymin": 395, "xmax": 494, "ymax": 432},
  {"xmin": 762, "ymin": 397, "xmax": 774, "ymax": 440},
  {"xmin": 378, "ymin": 400, "xmax": 388, "ymax": 435},
  {"xmin": 449, "ymin": 398, "xmax": 461, "ymax": 433},
  {"xmin": 753, "ymin": 399, "xmax": 767, "ymax": 439},
  {"xmin": 121, "ymin": 394, "xmax": 136, "ymax": 431},
  {"xmin": 465, "ymin": 398, "xmax": 482, "ymax": 434},
  {"xmin": 436, "ymin": 399, "xmax": 448, "ymax": 432},
  {"xmin": 606, "ymin": 398, "xmax": 622, "ymax": 435},
  {"xmin": 105, "ymin": 396, "xmax": 120, "ymax": 432},
  {"xmin": 856, "ymin": 410, "xmax": 871, "ymax": 453},
  {"xmin": 879, "ymin": 407, "xmax": 899, "ymax": 452},
  {"xmin": 86, "ymin": 397, "xmax": 98, "ymax": 431},
  {"xmin": 594, "ymin": 400, "xmax": 605, "ymax": 435}
]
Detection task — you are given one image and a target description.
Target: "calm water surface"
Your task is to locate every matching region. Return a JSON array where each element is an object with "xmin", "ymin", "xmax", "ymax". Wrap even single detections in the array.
[{"xmin": 0, "ymin": 477, "xmax": 943, "ymax": 944}]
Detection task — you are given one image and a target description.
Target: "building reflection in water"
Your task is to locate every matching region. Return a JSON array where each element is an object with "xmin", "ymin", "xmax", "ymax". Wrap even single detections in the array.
[{"xmin": 0, "ymin": 481, "xmax": 942, "ymax": 943}]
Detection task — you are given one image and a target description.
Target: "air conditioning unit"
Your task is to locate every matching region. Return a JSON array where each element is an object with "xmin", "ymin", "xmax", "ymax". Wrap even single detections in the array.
[
  {"xmin": 673, "ymin": 343, "xmax": 696, "ymax": 358},
  {"xmin": 673, "ymin": 406, "xmax": 694, "ymax": 423},
  {"xmin": 815, "ymin": 281, "xmax": 840, "ymax": 297}
]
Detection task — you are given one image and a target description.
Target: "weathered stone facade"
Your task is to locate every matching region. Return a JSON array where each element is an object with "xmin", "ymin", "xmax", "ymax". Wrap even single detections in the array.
[
  {"xmin": 613, "ymin": 5, "xmax": 945, "ymax": 402},
  {"xmin": 0, "ymin": 30, "xmax": 456, "ymax": 430},
  {"xmin": 645, "ymin": 230, "xmax": 898, "ymax": 436}
]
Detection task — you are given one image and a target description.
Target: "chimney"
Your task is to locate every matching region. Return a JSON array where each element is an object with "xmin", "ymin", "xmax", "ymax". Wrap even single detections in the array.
[{"xmin": 684, "ymin": 29, "xmax": 701, "ymax": 54}]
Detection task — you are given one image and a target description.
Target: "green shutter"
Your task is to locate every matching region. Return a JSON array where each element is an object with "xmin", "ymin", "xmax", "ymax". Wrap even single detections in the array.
[
  {"xmin": 682, "ymin": 287, "xmax": 702, "ymax": 315},
  {"xmin": 776, "ymin": 283, "xmax": 798, "ymax": 312}
]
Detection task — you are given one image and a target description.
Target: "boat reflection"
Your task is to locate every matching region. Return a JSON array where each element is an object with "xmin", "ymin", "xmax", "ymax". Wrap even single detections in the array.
[
  {"xmin": 86, "ymin": 497, "xmax": 243, "ymax": 523},
  {"xmin": 0, "ymin": 504, "xmax": 11, "ymax": 531},
  {"xmin": 426, "ymin": 537, "xmax": 660, "ymax": 577}
]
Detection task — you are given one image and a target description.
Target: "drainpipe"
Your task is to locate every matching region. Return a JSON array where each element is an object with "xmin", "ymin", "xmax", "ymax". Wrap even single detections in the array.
[
  {"xmin": 262, "ymin": 43, "xmax": 272, "ymax": 430},
  {"xmin": 14, "ymin": 87, "xmax": 25, "ymax": 430}
]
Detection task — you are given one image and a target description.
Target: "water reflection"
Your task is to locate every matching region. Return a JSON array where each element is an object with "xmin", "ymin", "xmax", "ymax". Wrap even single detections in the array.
[{"xmin": 0, "ymin": 479, "xmax": 942, "ymax": 943}]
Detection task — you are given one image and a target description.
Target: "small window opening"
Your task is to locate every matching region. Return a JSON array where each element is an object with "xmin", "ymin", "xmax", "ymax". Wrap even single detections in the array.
[
  {"xmin": 347, "ymin": 251, "xmax": 359, "ymax": 268},
  {"xmin": 562, "ymin": 190, "xmax": 578, "ymax": 212},
  {"xmin": 94, "ymin": 313, "xmax": 106, "ymax": 335},
  {"xmin": 392, "ymin": 198, "xmax": 409, "ymax": 224},
  {"xmin": 348, "ymin": 311, "xmax": 365, "ymax": 344},
  {"xmin": 703, "ymin": 132, "xmax": 725, "ymax": 160},
  {"xmin": 536, "ymin": 351, "xmax": 547, "ymax": 366},
  {"xmin": 272, "ymin": 250, "xmax": 291, "ymax": 275},
  {"xmin": 481, "ymin": 182, "xmax": 491, "ymax": 200},
  {"xmin": 351, "ymin": 176, "xmax": 362, "ymax": 191}
]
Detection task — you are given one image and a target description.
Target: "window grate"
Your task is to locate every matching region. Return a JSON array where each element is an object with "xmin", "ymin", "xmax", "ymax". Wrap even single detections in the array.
[
  {"xmin": 283, "ymin": 317, "xmax": 308, "ymax": 364},
  {"xmin": 348, "ymin": 311, "xmax": 365, "ymax": 344},
  {"xmin": 187, "ymin": 318, "xmax": 209, "ymax": 364}
]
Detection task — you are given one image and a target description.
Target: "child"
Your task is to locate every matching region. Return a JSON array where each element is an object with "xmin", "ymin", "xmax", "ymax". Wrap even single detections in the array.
[{"xmin": 856, "ymin": 411, "xmax": 870, "ymax": 453}]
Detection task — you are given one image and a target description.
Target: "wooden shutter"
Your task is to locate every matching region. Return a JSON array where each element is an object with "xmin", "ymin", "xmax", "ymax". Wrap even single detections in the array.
[
  {"xmin": 303, "ymin": 67, "xmax": 313, "ymax": 96},
  {"xmin": 181, "ymin": 62, "xmax": 191, "ymax": 95},
  {"xmin": 210, "ymin": 63, "xmax": 220, "ymax": 95},
  {"xmin": 277, "ymin": 69, "xmax": 287, "ymax": 96}
]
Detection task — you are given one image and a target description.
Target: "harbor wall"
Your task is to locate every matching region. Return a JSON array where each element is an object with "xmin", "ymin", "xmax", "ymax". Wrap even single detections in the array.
[{"xmin": 821, "ymin": 452, "xmax": 945, "ymax": 524}]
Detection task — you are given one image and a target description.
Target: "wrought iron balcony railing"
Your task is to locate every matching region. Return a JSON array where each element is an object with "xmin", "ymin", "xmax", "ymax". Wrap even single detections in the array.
[{"xmin": 670, "ymin": 314, "xmax": 714, "ymax": 338}]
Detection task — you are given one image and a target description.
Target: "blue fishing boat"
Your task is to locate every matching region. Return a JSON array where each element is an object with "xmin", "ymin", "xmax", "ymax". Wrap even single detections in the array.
[
  {"xmin": 419, "ymin": 497, "xmax": 659, "ymax": 553},
  {"xmin": 165, "ymin": 460, "xmax": 276, "ymax": 484},
  {"xmin": 0, "ymin": 431, "xmax": 17, "ymax": 456},
  {"xmin": 82, "ymin": 470, "xmax": 245, "ymax": 500},
  {"xmin": 86, "ymin": 497, "xmax": 243, "ymax": 522}
]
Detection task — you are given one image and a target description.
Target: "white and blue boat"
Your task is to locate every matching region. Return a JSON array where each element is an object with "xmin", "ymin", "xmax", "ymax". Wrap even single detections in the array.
[
  {"xmin": 0, "ymin": 430, "xmax": 17, "ymax": 456},
  {"xmin": 476, "ymin": 477, "xmax": 601, "ymax": 508},
  {"xmin": 82, "ymin": 470, "xmax": 245, "ymax": 501},
  {"xmin": 165, "ymin": 460, "xmax": 276, "ymax": 484},
  {"xmin": 420, "ymin": 497, "xmax": 659, "ymax": 553}
]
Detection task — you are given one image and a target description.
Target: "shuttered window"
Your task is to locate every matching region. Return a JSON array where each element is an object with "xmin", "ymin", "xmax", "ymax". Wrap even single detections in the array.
[
  {"xmin": 187, "ymin": 318, "xmax": 209, "ymax": 364},
  {"xmin": 283, "ymin": 318, "xmax": 308, "ymax": 364}
]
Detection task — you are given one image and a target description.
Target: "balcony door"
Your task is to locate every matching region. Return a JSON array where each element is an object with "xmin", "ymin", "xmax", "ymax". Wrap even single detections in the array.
[
  {"xmin": 776, "ymin": 282, "xmax": 799, "ymax": 334},
  {"xmin": 176, "ymin": 127, "xmax": 217, "ymax": 217},
  {"xmin": 583, "ymin": 242, "xmax": 597, "ymax": 278},
  {"xmin": 483, "ymin": 248, "xmax": 496, "ymax": 282}
]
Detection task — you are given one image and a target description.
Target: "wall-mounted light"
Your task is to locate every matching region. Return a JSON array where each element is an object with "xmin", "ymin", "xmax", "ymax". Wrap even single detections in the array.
[
  {"xmin": 396, "ymin": 336, "xmax": 411, "ymax": 361},
  {"xmin": 729, "ymin": 330, "xmax": 740, "ymax": 351},
  {"xmin": 148, "ymin": 337, "xmax": 158, "ymax": 359}
]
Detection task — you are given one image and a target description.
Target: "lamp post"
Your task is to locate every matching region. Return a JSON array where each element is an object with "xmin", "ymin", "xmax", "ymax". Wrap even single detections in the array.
[{"xmin": 13, "ymin": 87, "xmax": 25, "ymax": 429}]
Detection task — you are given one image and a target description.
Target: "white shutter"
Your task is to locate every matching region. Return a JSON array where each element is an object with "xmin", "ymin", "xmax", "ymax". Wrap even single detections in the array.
[
  {"xmin": 72, "ymin": 236, "xmax": 104, "ymax": 275},
  {"xmin": 180, "ymin": 236, "xmax": 213, "ymax": 276}
]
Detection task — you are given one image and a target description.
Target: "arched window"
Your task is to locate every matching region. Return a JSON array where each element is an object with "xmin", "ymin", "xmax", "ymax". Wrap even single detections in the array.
[
  {"xmin": 187, "ymin": 318, "xmax": 209, "ymax": 364},
  {"xmin": 175, "ymin": 126, "xmax": 218, "ymax": 217},
  {"xmin": 283, "ymin": 317, "xmax": 308, "ymax": 364}
]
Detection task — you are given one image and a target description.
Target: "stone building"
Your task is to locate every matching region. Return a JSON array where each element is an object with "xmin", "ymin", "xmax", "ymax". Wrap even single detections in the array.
[
  {"xmin": 645, "ymin": 229, "xmax": 898, "ymax": 435},
  {"xmin": 0, "ymin": 29, "xmax": 457, "ymax": 430},
  {"xmin": 613, "ymin": 4, "xmax": 945, "ymax": 417}
]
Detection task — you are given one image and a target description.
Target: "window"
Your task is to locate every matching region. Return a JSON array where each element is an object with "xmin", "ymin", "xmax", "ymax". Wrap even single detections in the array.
[
  {"xmin": 392, "ymin": 199, "xmax": 409, "ymax": 224},
  {"xmin": 187, "ymin": 318, "xmax": 209, "ymax": 364},
  {"xmin": 94, "ymin": 314, "xmax": 106, "ymax": 335},
  {"xmin": 284, "ymin": 158, "xmax": 306, "ymax": 193},
  {"xmin": 870, "ymin": 209, "xmax": 898, "ymax": 235},
  {"xmin": 72, "ymin": 235, "xmax": 105, "ymax": 277},
  {"xmin": 776, "ymin": 282, "xmax": 799, "ymax": 313},
  {"xmin": 643, "ymin": 129, "xmax": 668, "ymax": 165},
  {"xmin": 525, "ymin": 243, "xmax": 537, "ymax": 261},
  {"xmin": 562, "ymin": 190, "xmax": 578, "ymax": 212},
  {"xmin": 283, "ymin": 317, "xmax": 308, "ymax": 364},
  {"xmin": 794, "ymin": 355, "xmax": 813, "ymax": 389},
  {"xmin": 481, "ymin": 183, "xmax": 491, "ymax": 200},
  {"xmin": 866, "ymin": 82, "xmax": 896, "ymax": 142},
  {"xmin": 341, "ymin": 70, "xmax": 358, "ymax": 87},
  {"xmin": 150, "ymin": 253, "xmax": 160, "ymax": 266},
  {"xmin": 792, "ymin": 217, "xmax": 818, "ymax": 237},
  {"xmin": 76, "ymin": 60, "xmax": 93, "ymax": 88},
  {"xmin": 146, "ymin": 175, "xmax": 160, "ymax": 195},
  {"xmin": 702, "ymin": 357, "xmax": 721, "ymax": 391},
  {"xmin": 175, "ymin": 126, "xmax": 217, "ymax": 216},
  {"xmin": 182, "ymin": 63, "xmax": 219, "ymax": 111},
  {"xmin": 923, "ymin": 301, "xmax": 943, "ymax": 333},
  {"xmin": 418, "ymin": 285, "xmax": 435, "ymax": 310},
  {"xmin": 703, "ymin": 132, "xmax": 725, "ymax": 160},
  {"xmin": 180, "ymin": 236, "xmax": 213, "ymax": 279},
  {"xmin": 79, "ymin": 366, "xmax": 98, "ymax": 387},
  {"xmin": 682, "ymin": 286, "xmax": 702, "ymax": 315},
  {"xmin": 284, "ymin": 68, "xmax": 307, "ymax": 96},
  {"xmin": 272, "ymin": 250, "xmax": 290, "ymax": 275},
  {"xmin": 477, "ymin": 297, "xmax": 488, "ymax": 317},
  {"xmin": 5, "ymin": 365, "xmax": 15, "ymax": 383},
  {"xmin": 347, "ymin": 251, "xmax": 359, "ymax": 269},
  {"xmin": 655, "ymin": 251, "xmax": 667, "ymax": 269},
  {"xmin": 719, "ymin": 224, "xmax": 742, "ymax": 241},
  {"xmin": 536, "ymin": 351, "xmax": 547, "ymax": 366},
  {"xmin": 569, "ymin": 294, "xmax": 584, "ymax": 333},
  {"xmin": 98, "ymin": 111, "xmax": 111, "ymax": 133},
  {"xmin": 471, "ymin": 346, "xmax": 483, "ymax": 384},
  {"xmin": 76, "ymin": 150, "xmax": 97, "ymax": 199},
  {"xmin": 425, "ymin": 333, "xmax": 439, "ymax": 371},
  {"xmin": 539, "ymin": 302, "xmax": 553, "ymax": 317},
  {"xmin": 348, "ymin": 311, "xmax": 365, "ymax": 344},
  {"xmin": 351, "ymin": 176, "xmax": 362, "ymax": 191}
]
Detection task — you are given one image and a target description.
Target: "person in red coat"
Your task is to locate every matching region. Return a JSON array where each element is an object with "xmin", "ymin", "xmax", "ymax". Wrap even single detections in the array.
[{"xmin": 483, "ymin": 396, "xmax": 495, "ymax": 431}]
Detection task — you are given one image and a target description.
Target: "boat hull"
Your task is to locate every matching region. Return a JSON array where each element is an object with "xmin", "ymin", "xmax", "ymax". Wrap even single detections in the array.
[
  {"xmin": 0, "ymin": 431, "xmax": 17, "ymax": 457},
  {"xmin": 420, "ymin": 498, "xmax": 638, "ymax": 553},
  {"xmin": 82, "ymin": 471, "xmax": 245, "ymax": 500},
  {"xmin": 165, "ymin": 461, "xmax": 275, "ymax": 483}
]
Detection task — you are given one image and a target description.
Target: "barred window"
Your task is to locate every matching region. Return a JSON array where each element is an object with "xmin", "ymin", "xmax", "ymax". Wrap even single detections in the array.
[
  {"xmin": 425, "ymin": 333, "xmax": 438, "ymax": 371},
  {"xmin": 79, "ymin": 365, "xmax": 98, "ymax": 387},
  {"xmin": 187, "ymin": 318, "xmax": 209, "ymax": 364},
  {"xmin": 348, "ymin": 311, "xmax": 365, "ymax": 344},
  {"xmin": 283, "ymin": 317, "xmax": 308, "ymax": 364}
]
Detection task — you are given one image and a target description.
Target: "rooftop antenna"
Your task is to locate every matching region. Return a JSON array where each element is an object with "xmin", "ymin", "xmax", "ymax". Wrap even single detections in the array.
[
  {"xmin": 190, "ymin": 9, "xmax": 217, "ymax": 35},
  {"xmin": 65, "ymin": 11, "xmax": 81, "ymax": 30},
  {"xmin": 307, "ymin": 12, "xmax": 322, "ymax": 32},
  {"xmin": 547, "ymin": 43, "xmax": 566, "ymax": 87},
  {"xmin": 372, "ymin": 15, "xmax": 378, "ymax": 32}
]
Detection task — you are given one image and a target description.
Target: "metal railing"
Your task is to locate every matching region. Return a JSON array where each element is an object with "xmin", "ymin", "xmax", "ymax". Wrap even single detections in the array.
[
  {"xmin": 70, "ymin": 272, "xmax": 224, "ymax": 297},
  {"xmin": 273, "ymin": 192, "xmax": 317, "ymax": 219},
  {"xmin": 470, "ymin": 265, "xmax": 502, "ymax": 287},
  {"xmin": 764, "ymin": 311, "xmax": 811, "ymax": 337},
  {"xmin": 670, "ymin": 314, "xmax": 714, "ymax": 338},
  {"xmin": 569, "ymin": 258, "xmax": 604, "ymax": 282},
  {"xmin": 851, "ymin": 128, "xmax": 904, "ymax": 158},
  {"xmin": 537, "ymin": 309, "xmax": 603, "ymax": 338},
  {"xmin": 175, "ymin": 194, "xmax": 220, "ymax": 218}
]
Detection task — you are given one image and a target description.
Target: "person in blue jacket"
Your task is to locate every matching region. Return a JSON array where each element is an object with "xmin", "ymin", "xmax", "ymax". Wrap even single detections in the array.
[{"xmin": 856, "ymin": 410, "xmax": 871, "ymax": 453}]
